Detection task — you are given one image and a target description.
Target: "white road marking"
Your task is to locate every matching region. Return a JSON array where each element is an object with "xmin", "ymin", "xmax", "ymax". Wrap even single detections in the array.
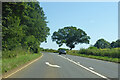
[
  {"xmin": 89, "ymin": 67, "xmax": 94, "ymax": 70},
  {"xmin": 45, "ymin": 62, "xmax": 60, "ymax": 68},
  {"xmin": 58, "ymin": 55, "xmax": 110, "ymax": 80}
]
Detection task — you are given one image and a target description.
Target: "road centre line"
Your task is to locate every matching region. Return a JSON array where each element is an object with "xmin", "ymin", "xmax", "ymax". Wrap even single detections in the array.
[{"xmin": 58, "ymin": 55, "xmax": 110, "ymax": 80}]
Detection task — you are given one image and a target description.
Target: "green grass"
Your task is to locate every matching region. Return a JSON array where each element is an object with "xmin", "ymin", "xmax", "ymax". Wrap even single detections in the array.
[
  {"xmin": 2, "ymin": 49, "xmax": 42, "ymax": 74},
  {"xmin": 78, "ymin": 48, "xmax": 120, "ymax": 58},
  {"xmin": 0, "ymin": 51, "xmax": 2, "ymax": 76},
  {"xmin": 0, "ymin": 58, "xmax": 1, "ymax": 76},
  {"xmin": 67, "ymin": 50, "xmax": 119, "ymax": 63}
]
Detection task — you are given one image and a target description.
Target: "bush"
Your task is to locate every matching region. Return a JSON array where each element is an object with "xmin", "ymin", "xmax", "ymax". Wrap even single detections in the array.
[
  {"xmin": 30, "ymin": 47, "xmax": 40, "ymax": 53},
  {"xmin": 78, "ymin": 48, "xmax": 120, "ymax": 58},
  {"xmin": 88, "ymin": 46, "xmax": 97, "ymax": 49},
  {"xmin": 67, "ymin": 50, "xmax": 78, "ymax": 54},
  {"xmin": 2, "ymin": 47, "xmax": 28, "ymax": 59}
]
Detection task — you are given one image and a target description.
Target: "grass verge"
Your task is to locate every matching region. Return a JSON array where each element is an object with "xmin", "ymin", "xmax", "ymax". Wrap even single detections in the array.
[
  {"xmin": 2, "ymin": 53, "xmax": 42, "ymax": 74},
  {"xmin": 67, "ymin": 52, "xmax": 119, "ymax": 63}
]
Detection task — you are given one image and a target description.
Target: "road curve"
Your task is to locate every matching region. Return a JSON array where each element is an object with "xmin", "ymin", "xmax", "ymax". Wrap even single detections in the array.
[{"xmin": 4, "ymin": 52, "xmax": 118, "ymax": 79}]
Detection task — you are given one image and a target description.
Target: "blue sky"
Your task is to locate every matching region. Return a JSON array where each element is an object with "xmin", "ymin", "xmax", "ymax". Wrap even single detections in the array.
[{"xmin": 39, "ymin": 2, "xmax": 118, "ymax": 50}]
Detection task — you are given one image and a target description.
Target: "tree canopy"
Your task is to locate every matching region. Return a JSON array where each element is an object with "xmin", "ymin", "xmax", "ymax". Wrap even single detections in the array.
[
  {"xmin": 94, "ymin": 38, "xmax": 110, "ymax": 49},
  {"xmin": 2, "ymin": 2, "xmax": 50, "ymax": 53},
  {"xmin": 111, "ymin": 39, "xmax": 120, "ymax": 48},
  {"xmin": 52, "ymin": 26, "xmax": 90, "ymax": 50}
]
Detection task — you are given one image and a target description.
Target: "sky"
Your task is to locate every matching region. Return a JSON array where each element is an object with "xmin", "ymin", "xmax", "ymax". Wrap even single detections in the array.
[{"xmin": 39, "ymin": 2, "xmax": 118, "ymax": 50}]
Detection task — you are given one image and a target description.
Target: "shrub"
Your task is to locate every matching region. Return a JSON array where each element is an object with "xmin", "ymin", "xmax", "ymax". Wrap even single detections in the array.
[
  {"xmin": 78, "ymin": 48, "xmax": 120, "ymax": 58},
  {"xmin": 88, "ymin": 46, "xmax": 97, "ymax": 49},
  {"xmin": 2, "ymin": 47, "xmax": 28, "ymax": 59}
]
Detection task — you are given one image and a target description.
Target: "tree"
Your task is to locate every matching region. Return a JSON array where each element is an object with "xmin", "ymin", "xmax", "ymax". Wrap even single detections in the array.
[
  {"xmin": 52, "ymin": 26, "xmax": 90, "ymax": 50},
  {"xmin": 116, "ymin": 39, "xmax": 120, "ymax": 47},
  {"xmin": 2, "ymin": 2, "xmax": 26, "ymax": 50},
  {"xmin": 2, "ymin": 2, "xmax": 50, "ymax": 52},
  {"xmin": 94, "ymin": 38, "xmax": 110, "ymax": 49},
  {"xmin": 111, "ymin": 41, "xmax": 116, "ymax": 48},
  {"xmin": 111, "ymin": 39, "xmax": 120, "ymax": 48}
]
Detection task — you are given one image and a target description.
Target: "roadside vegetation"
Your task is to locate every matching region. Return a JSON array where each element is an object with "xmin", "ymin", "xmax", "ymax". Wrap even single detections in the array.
[
  {"xmin": 2, "ymin": 2, "xmax": 50, "ymax": 52},
  {"xmin": 2, "ymin": 47, "xmax": 42, "ymax": 74},
  {"xmin": 67, "ymin": 48, "xmax": 120, "ymax": 63},
  {"xmin": 2, "ymin": 2, "xmax": 49, "ymax": 74},
  {"xmin": 51, "ymin": 26, "xmax": 120, "ymax": 63},
  {"xmin": 68, "ymin": 39, "xmax": 120, "ymax": 63}
]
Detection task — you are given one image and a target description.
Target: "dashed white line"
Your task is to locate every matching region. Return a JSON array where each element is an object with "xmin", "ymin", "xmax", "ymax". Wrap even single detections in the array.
[
  {"xmin": 58, "ymin": 55, "xmax": 110, "ymax": 80},
  {"xmin": 89, "ymin": 67, "xmax": 94, "ymax": 70}
]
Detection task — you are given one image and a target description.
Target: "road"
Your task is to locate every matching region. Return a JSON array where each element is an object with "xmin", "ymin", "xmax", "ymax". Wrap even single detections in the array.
[{"xmin": 4, "ymin": 52, "xmax": 119, "ymax": 79}]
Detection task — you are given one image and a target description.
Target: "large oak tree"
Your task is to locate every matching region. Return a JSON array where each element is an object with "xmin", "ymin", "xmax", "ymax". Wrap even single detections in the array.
[{"xmin": 52, "ymin": 26, "xmax": 90, "ymax": 50}]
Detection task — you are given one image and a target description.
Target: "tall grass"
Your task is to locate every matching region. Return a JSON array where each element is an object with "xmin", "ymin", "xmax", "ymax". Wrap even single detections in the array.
[
  {"xmin": 79, "ymin": 48, "xmax": 120, "ymax": 58},
  {"xmin": 67, "ymin": 48, "xmax": 120, "ymax": 63},
  {"xmin": 2, "ymin": 47, "xmax": 29, "ymax": 59},
  {"xmin": 2, "ymin": 47, "xmax": 42, "ymax": 74}
]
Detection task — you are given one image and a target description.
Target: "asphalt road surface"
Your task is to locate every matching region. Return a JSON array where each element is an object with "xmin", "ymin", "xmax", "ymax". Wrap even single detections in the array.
[{"xmin": 7, "ymin": 52, "xmax": 118, "ymax": 79}]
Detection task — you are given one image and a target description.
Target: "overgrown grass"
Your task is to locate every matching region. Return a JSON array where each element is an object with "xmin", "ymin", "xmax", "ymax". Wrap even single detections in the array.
[
  {"xmin": 0, "ymin": 51, "xmax": 1, "ymax": 74},
  {"xmin": 0, "ymin": 56, "xmax": 1, "ymax": 76},
  {"xmin": 79, "ymin": 48, "xmax": 120, "ymax": 58},
  {"xmin": 67, "ymin": 48, "xmax": 120, "ymax": 63},
  {"xmin": 2, "ymin": 48, "xmax": 42, "ymax": 74}
]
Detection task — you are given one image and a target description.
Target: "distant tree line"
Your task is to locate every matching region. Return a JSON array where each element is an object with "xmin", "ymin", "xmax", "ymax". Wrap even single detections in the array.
[
  {"xmin": 51, "ymin": 26, "xmax": 119, "ymax": 50},
  {"xmin": 94, "ymin": 38, "xmax": 120, "ymax": 49},
  {"xmin": 2, "ymin": 2, "xmax": 50, "ymax": 53}
]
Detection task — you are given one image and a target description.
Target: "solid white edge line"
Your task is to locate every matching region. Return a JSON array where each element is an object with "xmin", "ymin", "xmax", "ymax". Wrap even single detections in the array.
[
  {"xmin": 58, "ymin": 55, "xmax": 110, "ymax": 80},
  {"xmin": 4, "ymin": 53, "xmax": 43, "ymax": 78}
]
